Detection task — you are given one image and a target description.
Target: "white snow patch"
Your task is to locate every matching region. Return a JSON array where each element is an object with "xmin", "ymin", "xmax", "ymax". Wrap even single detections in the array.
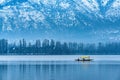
[
  {"xmin": 60, "ymin": 2, "xmax": 70, "ymax": 9},
  {"xmin": 30, "ymin": 11, "xmax": 45, "ymax": 22},
  {"xmin": 2, "ymin": 6, "xmax": 11, "ymax": 9},
  {"xmin": 0, "ymin": 0, "xmax": 5, "ymax": 4},
  {"xmin": 112, "ymin": 0, "xmax": 120, "ymax": 8},
  {"xmin": 107, "ymin": 30, "xmax": 119, "ymax": 34},
  {"xmin": 101, "ymin": 0, "xmax": 109, "ymax": 6},
  {"xmin": 19, "ymin": 10, "xmax": 31, "ymax": 21},
  {"xmin": 68, "ymin": 11, "xmax": 76, "ymax": 20},
  {"xmin": 0, "ymin": 0, "xmax": 11, "ymax": 5},
  {"xmin": 41, "ymin": 0, "xmax": 56, "ymax": 5},
  {"xmin": 29, "ymin": 0, "xmax": 40, "ymax": 4},
  {"xmin": 105, "ymin": 0, "xmax": 120, "ymax": 18},
  {"xmin": 21, "ymin": 2, "xmax": 34, "ymax": 9},
  {"xmin": 74, "ymin": 1, "xmax": 87, "ymax": 13},
  {"xmin": 81, "ymin": 0, "xmax": 99, "ymax": 12},
  {"xmin": 105, "ymin": 7, "xmax": 120, "ymax": 18},
  {"xmin": 7, "ymin": 26, "xmax": 12, "ymax": 31},
  {"xmin": 0, "ymin": 6, "xmax": 14, "ymax": 17}
]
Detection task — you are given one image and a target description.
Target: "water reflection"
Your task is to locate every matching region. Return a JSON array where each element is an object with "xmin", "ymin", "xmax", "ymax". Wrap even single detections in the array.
[{"xmin": 0, "ymin": 61, "xmax": 120, "ymax": 80}]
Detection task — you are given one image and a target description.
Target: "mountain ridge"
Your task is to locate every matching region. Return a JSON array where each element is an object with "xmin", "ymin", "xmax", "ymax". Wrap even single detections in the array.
[{"xmin": 0, "ymin": 0, "xmax": 120, "ymax": 42}]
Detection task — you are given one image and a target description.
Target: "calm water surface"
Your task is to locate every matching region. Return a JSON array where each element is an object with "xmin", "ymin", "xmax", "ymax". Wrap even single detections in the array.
[{"xmin": 0, "ymin": 61, "xmax": 120, "ymax": 80}]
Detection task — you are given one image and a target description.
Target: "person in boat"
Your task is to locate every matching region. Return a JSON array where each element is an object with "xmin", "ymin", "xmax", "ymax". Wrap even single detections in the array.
[
  {"xmin": 80, "ymin": 56, "xmax": 90, "ymax": 60},
  {"xmin": 76, "ymin": 56, "xmax": 92, "ymax": 61}
]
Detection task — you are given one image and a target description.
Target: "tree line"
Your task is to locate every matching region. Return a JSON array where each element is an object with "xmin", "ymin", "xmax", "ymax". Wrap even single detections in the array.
[{"xmin": 0, "ymin": 39, "xmax": 120, "ymax": 55}]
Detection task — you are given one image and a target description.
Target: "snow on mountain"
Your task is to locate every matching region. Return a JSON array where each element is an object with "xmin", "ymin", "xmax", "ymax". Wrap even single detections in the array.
[
  {"xmin": 59, "ymin": 2, "xmax": 70, "ymax": 9},
  {"xmin": 105, "ymin": 0, "xmax": 120, "ymax": 19},
  {"xmin": 112, "ymin": 0, "xmax": 120, "ymax": 7},
  {"xmin": 0, "ymin": 0, "xmax": 10, "ymax": 4},
  {"xmin": 0, "ymin": 0, "xmax": 120, "ymax": 42},
  {"xmin": 101, "ymin": 0, "xmax": 109, "ymax": 6},
  {"xmin": 0, "ymin": 0, "xmax": 5, "ymax": 4}
]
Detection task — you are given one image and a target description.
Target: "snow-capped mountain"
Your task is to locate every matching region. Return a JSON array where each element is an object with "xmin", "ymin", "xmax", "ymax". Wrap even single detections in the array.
[{"xmin": 0, "ymin": 0, "xmax": 120, "ymax": 42}]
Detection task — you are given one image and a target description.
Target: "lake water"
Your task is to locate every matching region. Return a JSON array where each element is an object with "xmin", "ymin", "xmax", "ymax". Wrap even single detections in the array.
[
  {"xmin": 0, "ymin": 60, "xmax": 120, "ymax": 80},
  {"xmin": 0, "ymin": 55, "xmax": 120, "ymax": 61}
]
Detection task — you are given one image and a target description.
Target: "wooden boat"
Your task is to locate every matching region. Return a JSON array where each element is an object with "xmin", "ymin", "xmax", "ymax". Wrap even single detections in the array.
[
  {"xmin": 75, "ymin": 56, "xmax": 93, "ymax": 61},
  {"xmin": 75, "ymin": 58, "xmax": 93, "ymax": 61}
]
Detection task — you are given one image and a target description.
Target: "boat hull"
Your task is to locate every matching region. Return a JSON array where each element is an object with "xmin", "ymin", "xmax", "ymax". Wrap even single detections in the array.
[{"xmin": 75, "ymin": 58, "xmax": 93, "ymax": 61}]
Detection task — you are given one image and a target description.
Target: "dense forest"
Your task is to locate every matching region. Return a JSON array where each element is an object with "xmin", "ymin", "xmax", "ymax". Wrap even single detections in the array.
[{"xmin": 0, "ymin": 39, "xmax": 120, "ymax": 55}]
